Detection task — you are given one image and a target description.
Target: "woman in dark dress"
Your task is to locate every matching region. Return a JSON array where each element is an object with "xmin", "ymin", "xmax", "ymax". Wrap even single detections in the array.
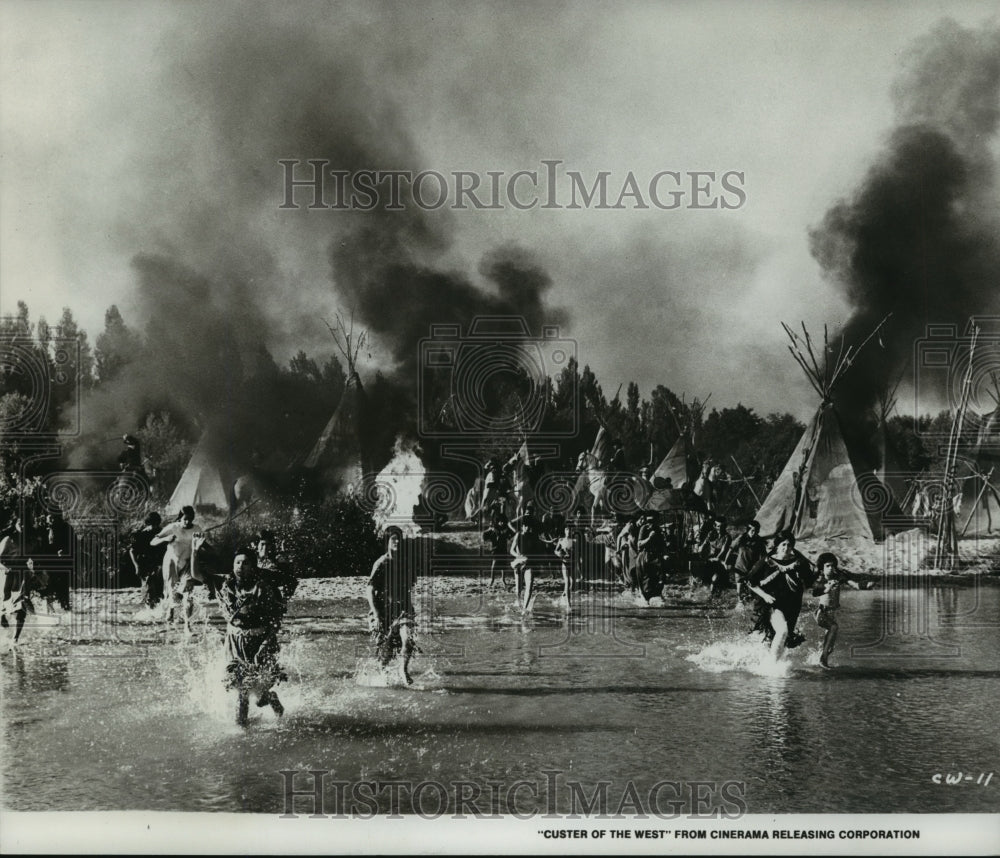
[{"xmin": 746, "ymin": 530, "xmax": 813, "ymax": 659}]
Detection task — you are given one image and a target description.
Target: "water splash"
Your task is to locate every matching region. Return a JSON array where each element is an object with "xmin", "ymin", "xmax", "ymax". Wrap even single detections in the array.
[
  {"xmin": 354, "ymin": 656, "xmax": 411, "ymax": 687},
  {"xmin": 353, "ymin": 652, "xmax": 444, "ymax": 690},
  {"xmin": 687, "ymin": 632, "xmax": 797, "ymax": 677}
]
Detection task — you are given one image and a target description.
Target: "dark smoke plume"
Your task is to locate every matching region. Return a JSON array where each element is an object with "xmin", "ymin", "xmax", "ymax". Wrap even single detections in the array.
[
  {"xmin": 809, "ymin": 19, "xmax": 1000, "ymax": 441},
  {"xmin": 331, "ymin": 238, "xmax": 567, "ymax": 372},
  {"xmin": 71, "ymin": 5, "xmax": 567, "ymax": 473},
  {"xmin": 72, "ymin": 255, "xmax": 276, "ymax": 467}
]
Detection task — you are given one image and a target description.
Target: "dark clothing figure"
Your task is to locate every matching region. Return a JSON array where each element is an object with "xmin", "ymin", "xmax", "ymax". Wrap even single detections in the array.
[
  {"xmin": 693, "ymin": 525, "xmax": 731, "ymax": 596},
  {"xmin": 130, "ymin": 524, "xmax": 167, "ymax": 608},
  {"xmin": 730, "ymin": 531, "xmax": 766, "ymax": 601},
  {"xmin": 33, "ymin": 514, "xmax": 73, "ymax": 610},
  {"xmin": 218, "ymin": 567, "xmax": 287, "ymax": 724},
  {"xmin": 368, "ymin": 546, "xmax": 418, "ymax": 678},
  {"xmin": 484, "ymin": 507, "xmax": 511, "ymax": 588},
  {"xmin": 1, "ymin": 532, "xmax": 45, "ymax": 643},
  {"xmin": 119, "ymin": 436, "xmax": 144, "ymax": 474},
  {"xmin": 509, "ymin": 512, "xmax": 545, "ymax": 559},
  {"xmin": 483, "ymin": 508, "xmax": 511, "ymax": 556},
  {"xmin": 634, "ymin": 522, "xmax": 666, "ymax": 601},
  {"xmin": 258, "ymin": 555, "xmax": 298, "ymax": 609},
  {"xmin": 747, "ymin": 550, "xmax": 813, "ymax": 647}
]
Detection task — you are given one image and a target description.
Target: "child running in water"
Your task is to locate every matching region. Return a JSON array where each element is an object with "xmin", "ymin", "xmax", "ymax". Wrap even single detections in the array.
[{"xmin": 811, "ymin": 551, "xmax": 873, "ymax": 668}]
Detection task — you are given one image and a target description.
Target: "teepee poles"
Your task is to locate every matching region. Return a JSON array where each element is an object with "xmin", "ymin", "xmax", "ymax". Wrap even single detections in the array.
[
  {"xmin": 935, "ymin": 325, "xmax": 979, "ymax": 566},
  {"xmin": 323, "ymin": 310, "xmax": 368, "ymax": 376}
]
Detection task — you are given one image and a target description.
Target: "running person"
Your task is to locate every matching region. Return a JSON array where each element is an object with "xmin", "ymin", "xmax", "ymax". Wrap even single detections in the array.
[
  {"xmin": 508, "ymin": 503, "xmax": 544, "ymax": 613},
  {"xmin": 367, "ymin": 527, "xmax": 417, "ymax": 684},
  {"xmin": 0, "ymin": 519, "xmax": 46, "ymax": 647},
  {"xmin": 255, "ymin": 529, "xmax": 298, "ymax": 608},
  {"xmin": 811, "ymin": 551, "xmax": 873, "ymax": 668},
  {"xmin": 746, "ymin": 530, "xmax": 814, "ymax": 660},
  {"xmin": 729, "ymin": 520, "xmax": 766, "ymax": 603},
  {"xmin": 130, "ymin": 512, "xmax": 166, "ymax": 609},
  {"xmin": 634, "ymin": 513, "xmax": 667, "ymax": 603},
  {"xmin": 151, "ymin": 505, "xmax": 200, "ymax": 620},
  {"xmin": 483, "ymin": 501, "xmax": 511, "ymax": 589},
  {"xmin": 201, "ymin": 539, "xmax": 287, "ymax": 726},
  {"xmin": 553, "ymin": 523, "xmax": 575, "ymax": 602}
]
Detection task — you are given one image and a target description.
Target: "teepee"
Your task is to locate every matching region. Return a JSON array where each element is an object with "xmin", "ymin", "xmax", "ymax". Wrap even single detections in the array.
[
  {"xmin": 651, "ymin": 396, "xmax": 707, "ymax": 490},
  {"xmin": 755, "ymin": 318, "xmax": 890, "ymax": 541},
  {"xmin": 167, "ymin": 433, "xmax": 235, "ymax": 514},
  {"xmin": 956, "ymin": 373, "xmax": 1000, "ymax": 536},
  {"xmin": 303, "ymin": 313, "xmax": 369, "ymax": 494}
]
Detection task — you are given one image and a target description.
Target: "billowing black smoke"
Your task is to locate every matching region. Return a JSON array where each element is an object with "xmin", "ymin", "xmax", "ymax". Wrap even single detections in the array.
[
  {"xmin": 72, "ymin": 255, "xmax": 281, "ymax": 467},
  {"xmin": 809, "ymin": 19, "xmax": 1000, "ymax": 434},
  {"xmin": 71, "ymin": 5, "xmax": 567, "ymax": 474},
  {"xmin": 332, "ymin": 238, "xmax": 567, "ymax": 373}
]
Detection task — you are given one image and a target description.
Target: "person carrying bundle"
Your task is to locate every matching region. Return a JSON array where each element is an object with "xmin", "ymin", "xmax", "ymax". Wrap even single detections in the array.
[{"xmin": 200, "ymin": 538, "xmax": 288, "ymax": 726}]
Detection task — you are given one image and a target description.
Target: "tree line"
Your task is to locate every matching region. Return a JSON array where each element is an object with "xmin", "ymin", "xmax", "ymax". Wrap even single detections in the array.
[{"xmin": 1, "ymin": 300, "xmax": 961, "ymax": 518}]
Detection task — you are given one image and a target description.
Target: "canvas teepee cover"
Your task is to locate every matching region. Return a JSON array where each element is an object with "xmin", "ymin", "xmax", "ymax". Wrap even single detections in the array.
[
  {"xmin": 955, "ymin": 395, "xmax": 1000, "ymax": 535},
  {"xmin": 754, "ymin": 318, "xmax": 891, "ymax": 541},
  {"xmin": 756, "ymin": 404, "xmax": 876, "ymax": 540},
  {"xmin": 653, "ymin": 434, "xmax": 698, "ymax": 489},
  {"xmin": 167, "ymin": 435, "xmax": 234, "ymax": 514},
  {"xmin": 303, "ymin": 370, "xmax": 367, "ymax": 492}
]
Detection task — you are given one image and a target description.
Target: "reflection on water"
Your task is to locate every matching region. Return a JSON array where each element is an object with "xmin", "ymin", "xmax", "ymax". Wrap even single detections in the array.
[{"xmin": 0, "ymin": 583, "xmax": 997, "ymax": 814}]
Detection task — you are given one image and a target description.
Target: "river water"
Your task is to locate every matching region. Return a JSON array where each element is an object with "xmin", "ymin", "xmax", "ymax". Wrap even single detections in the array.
[{"xmin": 2, "ymin": 579, "xmax": 998, "ymax": 815}]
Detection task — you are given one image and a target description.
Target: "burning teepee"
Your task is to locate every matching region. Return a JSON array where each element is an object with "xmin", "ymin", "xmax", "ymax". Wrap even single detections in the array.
[
  {"xmin": 755, "ymin": 318, "xmax": 890, "ymax": 541},
  {"xmin": 167, "ymin": 433, "xmax": 235, "ymax": 515},
  {"xmin": 372, "ymin": 437, "xmax": 430, "ymax": 534},
  {"xmin": 303, "ymin": 313, "xmax": 369, "ymax": 494}
]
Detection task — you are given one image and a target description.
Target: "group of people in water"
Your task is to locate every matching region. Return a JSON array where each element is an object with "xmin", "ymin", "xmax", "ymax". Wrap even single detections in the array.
[
  {"xmin": 126, "ymin": 505, "xmax": 299, "ymax": 725},
  {"xmin": 475, "ymin": 443, "xmax": 874, "ymax": 669},
  {"xmin": 1, "ymin": 446, "xmax": 873, "ymax": 726},
  {"xmin": 0, "ymin": 509, "xmax": 73, "ymax": 646}
]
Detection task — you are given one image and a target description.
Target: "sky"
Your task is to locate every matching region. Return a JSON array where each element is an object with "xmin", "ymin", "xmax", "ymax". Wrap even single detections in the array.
[{"xmin": 1, "ymin": 0, "xmax": 998, "ymax": 424}]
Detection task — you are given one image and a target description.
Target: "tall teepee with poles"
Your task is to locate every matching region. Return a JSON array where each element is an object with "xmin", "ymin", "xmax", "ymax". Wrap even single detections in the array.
[
  {"xmin": 952, "ymin": 357, "xmax": 1000, "ymax": 541},
  {"xmin": 303, "ymin": 312, "xmax": 370, "ymax": 494},
  {"xmin": 755, "ymin": 317, "xmax": 890, "ymax": 540}
]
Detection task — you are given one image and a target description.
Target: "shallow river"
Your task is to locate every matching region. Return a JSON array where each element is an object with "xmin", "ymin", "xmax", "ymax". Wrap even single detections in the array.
[{"xmin": 2, "ymin": 579, "xmax": 998, "ymax": 815}]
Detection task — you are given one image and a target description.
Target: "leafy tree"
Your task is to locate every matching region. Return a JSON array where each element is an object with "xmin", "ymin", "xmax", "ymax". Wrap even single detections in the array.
[{"xmin": 94, "ymin": 305, "xmax": 141, "ymax": 383}]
